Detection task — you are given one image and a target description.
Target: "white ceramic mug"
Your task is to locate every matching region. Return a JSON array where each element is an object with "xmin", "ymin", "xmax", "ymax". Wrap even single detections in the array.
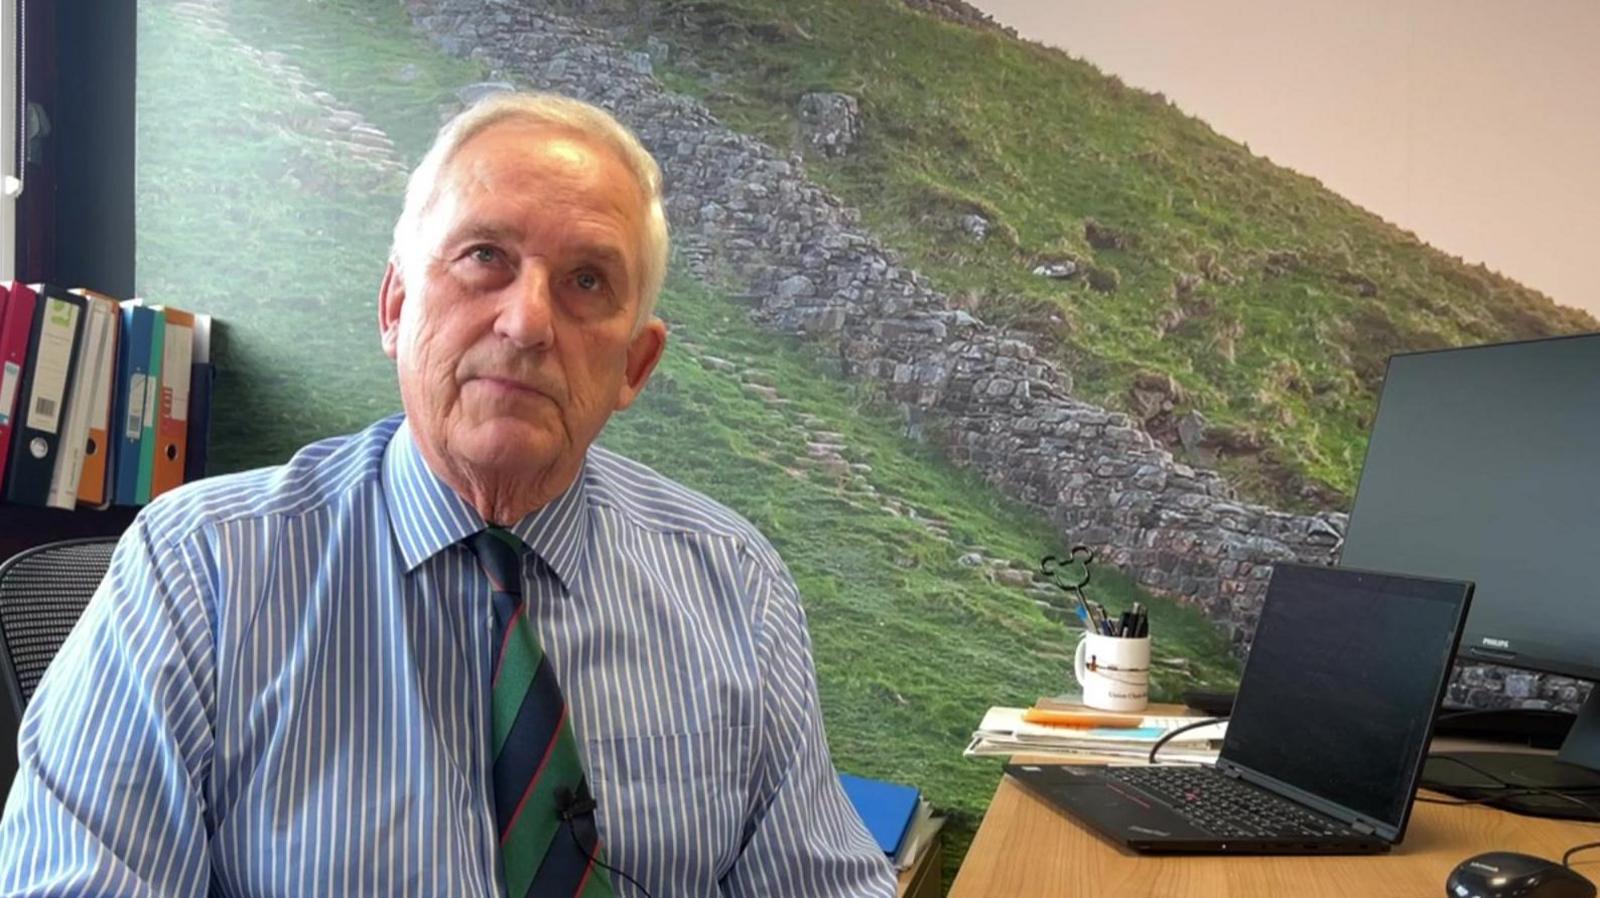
[{"xmin": 1073, "ymin": 632, "xmax": 1151, "ymax": 712}]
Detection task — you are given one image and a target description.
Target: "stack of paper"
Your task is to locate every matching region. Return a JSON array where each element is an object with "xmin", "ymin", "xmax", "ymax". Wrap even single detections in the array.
[
  {"xmin": 964, "ymin": 707, "xmax": 1227, "ymax": 764},
  {"xmin": 892, "ymin": 798, "xmax": 944, "ymax": 871}
]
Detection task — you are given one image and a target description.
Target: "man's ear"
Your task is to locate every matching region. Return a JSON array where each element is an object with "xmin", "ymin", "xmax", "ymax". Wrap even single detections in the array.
[
  {"xmin": 378, "ymin": 261, "xmax": 405, "ymax": 360},
  {"xmin": 614, "ymin": 317, "xmax": 668, "ymax": 411}
]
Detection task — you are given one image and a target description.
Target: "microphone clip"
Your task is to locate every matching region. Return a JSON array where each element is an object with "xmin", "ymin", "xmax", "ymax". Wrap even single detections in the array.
[{"xmin": 554, "ymin": 784, "xmax": 598, "ymax": 822}]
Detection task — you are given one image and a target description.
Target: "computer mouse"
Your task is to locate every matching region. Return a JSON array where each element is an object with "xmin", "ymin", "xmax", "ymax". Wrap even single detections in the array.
[{"xmin": 1446, "ymin": 852, "xmax": 1597, "ymax": 898}]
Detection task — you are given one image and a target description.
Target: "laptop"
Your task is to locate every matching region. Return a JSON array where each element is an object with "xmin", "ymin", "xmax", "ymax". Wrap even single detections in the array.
[{"xmin": 1006, "ymin": 562, "xmax": 1472, "ymax": 854}]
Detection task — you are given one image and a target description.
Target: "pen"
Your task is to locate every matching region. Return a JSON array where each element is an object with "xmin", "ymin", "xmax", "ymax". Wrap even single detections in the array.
[
  {"xmin": 1093, "ymin": 603, "xmax": 1112, "ymax": 636},
  {"xmin": 1074, "ymin": 590, "xmax": 1093, "ymax": 631},
  {"xmin": 1022, "ymin": 708, "xmax": 1144, "ymax": 729},
  {"xmin": 1118, "ymin": 611, "xmax": 1134, "ymax": 638}
]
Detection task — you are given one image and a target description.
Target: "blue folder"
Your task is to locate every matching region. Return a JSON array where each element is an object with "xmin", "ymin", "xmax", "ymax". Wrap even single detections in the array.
[
  {"xmin": 112, "ymin": 303, "xmax": 156, "ymax": 506},
  {"xmin": 839, "ymin": 773, "xmax": 920, "ymax": 857}
]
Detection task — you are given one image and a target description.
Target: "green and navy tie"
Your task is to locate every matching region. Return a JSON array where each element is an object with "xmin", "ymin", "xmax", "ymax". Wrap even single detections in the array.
[{"xmin": 465, "ymin": 526, "xmax": 614, "ymax": 898}]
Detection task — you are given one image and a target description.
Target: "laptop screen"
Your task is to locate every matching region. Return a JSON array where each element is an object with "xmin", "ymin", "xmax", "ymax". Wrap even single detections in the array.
[{"xmin": 1220, "ymin": 563, "xmax": 1471, "ymax": 835}]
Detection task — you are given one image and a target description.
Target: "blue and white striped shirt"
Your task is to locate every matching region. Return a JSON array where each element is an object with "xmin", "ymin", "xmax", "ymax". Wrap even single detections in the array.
[{"xmin": 0, "ymin": 415, "xmax": 893, "ymax": 897}]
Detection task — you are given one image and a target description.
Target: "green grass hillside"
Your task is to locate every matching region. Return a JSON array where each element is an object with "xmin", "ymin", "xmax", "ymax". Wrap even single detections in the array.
[
  {"xmin": 137, "ymin": 0, "xmax": 1240, "ymax": 881},
  {"xmin": 588, "ymin": 0, "xmax": 1597, "ymax": 510}
]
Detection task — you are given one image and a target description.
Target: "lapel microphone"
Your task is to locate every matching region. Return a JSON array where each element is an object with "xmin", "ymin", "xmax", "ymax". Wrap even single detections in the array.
[
  {"xmin": 554, "ymin": 784, "xmax": 598, "ymax": 821},
  {"xmin": 551, "ymin": 783, "xmax": 655, "ymax": 898}
]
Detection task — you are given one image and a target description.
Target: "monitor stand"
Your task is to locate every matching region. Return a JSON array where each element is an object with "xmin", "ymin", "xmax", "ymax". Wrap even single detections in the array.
[{"xmin": 1424, "ymin": 687, "xmax": 1600, "ymax": 821}]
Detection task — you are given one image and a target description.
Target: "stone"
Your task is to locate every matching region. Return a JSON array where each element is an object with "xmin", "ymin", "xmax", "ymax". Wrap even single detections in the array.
[
  {"xmin": 995, "ymin": 568, "xmax": 1033, "ymax": 588},
  {"xmin": 796, "ymin": 92, "xmax": 862, "ymax": 158},
  {"xmin": 984, "ymin": 378, "xmax": 1015, "ymax": 398},
  {"xmin": 1177, "ymin": 410, "xmax": 1209, "ymax": 454},
  {"xmin": 325, "ymin": 110, "xmax": 364, "ymax": 130},
  {"xmin": 624, "ymin": 50, "xmax": 653, "ymax": 75},
  {"xmin": 958, "ymin": 213, "xmax": 990, "ymax": 241},
  {"xmin": 1031, "ymin": 260, "xmax": 1077, "ymax": 280},
  {"xmin": 1504, "ymin": 673, "xmax": 1538, "ymax": 699},
  {"xmin": 456, "ymin": 81, "xmax": 517, "ymax": 107},
  {"xmin": 799, "ymin": 307, "xmax": 846, "ymax": 334},
  {"xmin": 1305, "ymin": 516, "xmax": 1344, "ymax": 547},
  {"xmin": 777, "ymin": 274, "xmax": 816, "ymax": 299}
]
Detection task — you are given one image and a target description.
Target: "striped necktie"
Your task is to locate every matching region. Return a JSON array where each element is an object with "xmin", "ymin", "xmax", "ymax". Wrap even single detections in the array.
[{"xmin": 464, "ymin": 527, "xmax": 614, "ymax": 898}]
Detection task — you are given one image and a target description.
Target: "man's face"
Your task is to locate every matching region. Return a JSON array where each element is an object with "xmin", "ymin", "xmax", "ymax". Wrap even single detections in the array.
[{"xmin": 379, "ymin": 121, "xmax": 665, "ymax": 486}]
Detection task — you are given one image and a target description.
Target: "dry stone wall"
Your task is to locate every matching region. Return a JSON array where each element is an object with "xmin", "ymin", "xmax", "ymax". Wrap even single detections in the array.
[{"xmin": 398, "ymin": 0, "xmax": 1583, "ymax": 709}]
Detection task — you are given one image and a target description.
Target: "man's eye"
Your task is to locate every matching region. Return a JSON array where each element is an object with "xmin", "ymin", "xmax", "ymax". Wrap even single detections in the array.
[
  {"xmin": 468, "ymin": 246, "xmax": 500, "ymax": 265},
  {"xmin": 574, "ymin": 271, "xmax": 603, "ymax": 292}
]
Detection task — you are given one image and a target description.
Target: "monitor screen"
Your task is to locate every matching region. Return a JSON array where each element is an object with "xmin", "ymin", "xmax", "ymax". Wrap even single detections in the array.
[
  {"xmin": 1222, "ymin": 564, "xmax": 1470, "ymax": 833},
  {"xmin": 1340, "ymin": 333, "xmax": 1600, "ymax": 682}
]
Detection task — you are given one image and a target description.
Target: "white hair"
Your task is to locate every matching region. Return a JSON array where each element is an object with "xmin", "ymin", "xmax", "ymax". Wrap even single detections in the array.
[{"xmin": 389, "ymin": 91, "xmax": 669, "ymax": 327}]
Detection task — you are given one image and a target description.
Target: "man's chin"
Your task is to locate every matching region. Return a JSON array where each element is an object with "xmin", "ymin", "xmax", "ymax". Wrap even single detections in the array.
[{"xmin": 454, "ymin": 419, "xmax": 565, "ymax": 471}]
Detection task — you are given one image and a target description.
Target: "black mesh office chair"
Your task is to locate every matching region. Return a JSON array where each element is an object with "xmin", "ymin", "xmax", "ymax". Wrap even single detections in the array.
[{"xmin": 0, "ymin": 537, "xmax": 119, "ymax": 785}]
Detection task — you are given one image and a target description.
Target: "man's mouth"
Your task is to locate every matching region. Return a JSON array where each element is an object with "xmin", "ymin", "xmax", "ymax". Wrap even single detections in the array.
[{"xmin": 470, "ymin": 375, "xmax": 547, "ymax": 398}]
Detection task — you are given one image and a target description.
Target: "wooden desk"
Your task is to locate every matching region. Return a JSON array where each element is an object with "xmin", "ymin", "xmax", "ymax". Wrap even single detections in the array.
[
  {"xmin": 950, "ymin": 751, "xmax": 1599, "ymax": 897},
  {"xmin": 896, "ymin": 834, "xmax": 943, "ymax": 898}
]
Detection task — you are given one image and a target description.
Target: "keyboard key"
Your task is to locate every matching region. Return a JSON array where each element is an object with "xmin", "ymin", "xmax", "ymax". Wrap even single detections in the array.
[{"xmin": 1106, "ymin": 766, "xmax": 1355, "ymax": 840}]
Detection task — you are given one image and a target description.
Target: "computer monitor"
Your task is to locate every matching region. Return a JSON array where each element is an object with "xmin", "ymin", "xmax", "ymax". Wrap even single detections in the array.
[{"xmin": 1340, "ymin": 331, "xmax": 1600, "ymax": 820}]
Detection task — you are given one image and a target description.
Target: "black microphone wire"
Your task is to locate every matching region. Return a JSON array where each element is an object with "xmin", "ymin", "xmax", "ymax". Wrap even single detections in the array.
[
  {"xmin": 563, "ymin": 824, "xmax": 653, "ymax": 897},
  {"xmin": 556, "ymin": 786, "xmax": 654, "ymax": 898}
]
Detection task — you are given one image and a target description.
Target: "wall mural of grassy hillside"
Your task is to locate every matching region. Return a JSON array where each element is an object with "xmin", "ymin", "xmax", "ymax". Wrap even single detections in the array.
[
  {"xmin": 137, "ymin": 0, "xmax": 1595, "ymax": 884},
  {"xmin": 587, "ymin": 0, "xmax": 1596, "ymax": 510},
  {"xmin": 136, "ymin": 0, "xmax": 1240, "ymax": 879}
]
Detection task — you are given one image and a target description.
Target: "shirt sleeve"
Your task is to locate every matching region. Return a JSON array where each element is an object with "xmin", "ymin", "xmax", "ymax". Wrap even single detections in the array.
[
  {"xmin": 0, "ymin": 517, "xmax": 217, "ymax": 897},
  {"xmin": 723, "ymin": 561, "xmax": 896, "ymax": 898}
]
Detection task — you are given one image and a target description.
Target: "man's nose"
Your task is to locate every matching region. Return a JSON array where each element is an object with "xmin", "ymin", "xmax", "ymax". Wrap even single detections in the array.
[{"xmin": 495, "ymin": 263, "xmax": 556, "ymax": 349}]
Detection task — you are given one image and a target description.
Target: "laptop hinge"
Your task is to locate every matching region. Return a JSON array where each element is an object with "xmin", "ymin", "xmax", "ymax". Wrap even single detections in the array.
[{"xmin": 1352, "ymin": 821, "xmax": 1375, "ymax": 835}]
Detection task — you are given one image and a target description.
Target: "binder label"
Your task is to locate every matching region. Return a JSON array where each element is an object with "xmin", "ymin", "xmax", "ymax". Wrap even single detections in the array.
[
  {"xmin": 25, "ymin": 297, "xmax": 81, "ymax": 435},
  {"xmin": 124, "ymin": 373, "xmax": 148, "ymax": 440},
  {"xmin": 143, "ymin": 368, "xmax": 159, "ymax": 429},
  {"xmin": 87, "ymin": 304, "xmax": 117, "ymax": 426},
  {"xmin": 0, "ymin": 360, "xmax": 18, "ymax": 426},
  {"xmin": 164, "ymin": 323, "xmax": 193, "ymax": 423}
]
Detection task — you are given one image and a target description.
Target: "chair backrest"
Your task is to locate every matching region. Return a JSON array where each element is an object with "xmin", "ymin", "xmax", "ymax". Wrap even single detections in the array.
[{"xmin": 0, "ymin": 536, "xmax": 118, "ymax": 785}]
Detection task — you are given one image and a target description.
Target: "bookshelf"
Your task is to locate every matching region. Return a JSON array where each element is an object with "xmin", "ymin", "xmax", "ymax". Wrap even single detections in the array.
[{"xmin": 0, "ymin": 0, "xmax": 138, "ymax": 564}]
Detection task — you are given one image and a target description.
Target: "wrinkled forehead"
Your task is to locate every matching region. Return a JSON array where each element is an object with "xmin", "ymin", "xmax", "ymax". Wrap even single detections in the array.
[{"xmin": 443, "ymin": 122, "xmax": 646, "ymax": 222}]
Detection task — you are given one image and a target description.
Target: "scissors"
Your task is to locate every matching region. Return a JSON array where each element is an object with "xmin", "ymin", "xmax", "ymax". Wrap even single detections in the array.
[
  {"xmin": 1040, "ymin": 545, "xmax": 1095, "ymax": 592},
  {"xmin": 1041, "ymin": 546, "xmax": 1097, "ymax": 629}
]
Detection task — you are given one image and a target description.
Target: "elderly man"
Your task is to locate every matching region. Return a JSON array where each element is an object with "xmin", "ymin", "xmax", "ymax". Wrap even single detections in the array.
[{"xmin": 0, "ymin": 93, "xmax": 895, "ymax": 897}]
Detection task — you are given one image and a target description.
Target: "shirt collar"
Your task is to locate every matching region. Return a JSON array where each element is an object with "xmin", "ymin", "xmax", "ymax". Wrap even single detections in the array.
[{"xmin": 382, "ymin": 417, "xmax": 592, "ymax": 590}]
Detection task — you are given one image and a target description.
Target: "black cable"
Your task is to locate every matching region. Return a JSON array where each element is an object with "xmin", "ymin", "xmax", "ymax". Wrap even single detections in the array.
[
  {"xmin": 563, "ymin": 823, "xmax": 654, "ymax": 898},
  {"xmin": 556, "ymin": 786, "xmax": 654, "ymax": 898},
  {"xmin": 1148, "ymin": 716, "xmax": 1227, "ymax": 765},
  {"xmin": 1416, "ymin": 789, "xmax": 1575, "ymax": 807},
  {"xmin": 1420, "ymin": 755, "xmax": 1600, "ymax": 872},
  {"xmin": 1423, "ymin": 754, "xmax": 1600, "ymax": 817},
  {"xmin": 1565, "ymin": 841, "xmax": 1600, "ymax": 868}
]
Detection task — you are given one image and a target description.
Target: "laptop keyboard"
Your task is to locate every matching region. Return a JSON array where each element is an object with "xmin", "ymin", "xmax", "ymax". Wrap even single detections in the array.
[{"xmin": 1106, "ymin": 766, "xmax": 1359, "ymax": 840}]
